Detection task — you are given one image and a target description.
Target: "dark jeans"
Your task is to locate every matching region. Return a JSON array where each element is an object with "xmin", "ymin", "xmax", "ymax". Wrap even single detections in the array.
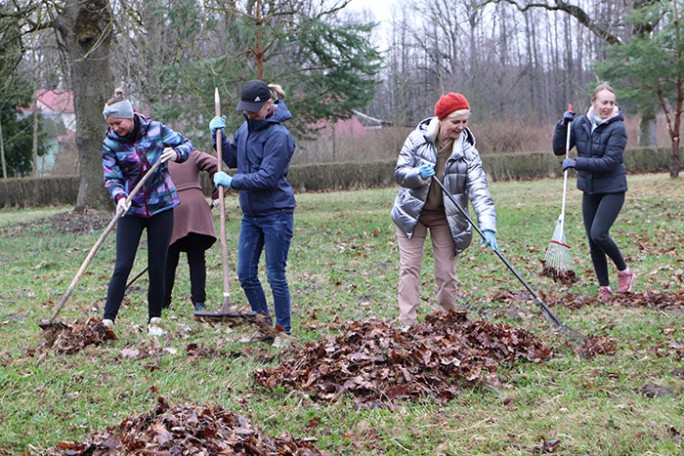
[
  {"xmin": 237, "ymin": 210, "xmax": 294, "ymax": 334},
  {"xmin": 164, "ymin": 234, "xmax": 212, "ymax": 307},
  {"xmin": 582, "ymin": 192, "xmax": 627, "ymax": 287},
  {"xmin": 104, "ymin": 209, "xmax": 174, "ymax": 322}
]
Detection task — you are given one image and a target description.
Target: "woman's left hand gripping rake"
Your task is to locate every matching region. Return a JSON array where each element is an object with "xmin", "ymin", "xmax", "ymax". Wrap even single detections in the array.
[{"xmin": 544, "ymin": 104, "xmax": 574, "ymax": 281}]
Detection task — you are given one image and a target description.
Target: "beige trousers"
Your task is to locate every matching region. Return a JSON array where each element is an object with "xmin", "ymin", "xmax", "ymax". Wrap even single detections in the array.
[{"xmin": 396, "ymin": 211, "xmax": 457, "ymax": 326}]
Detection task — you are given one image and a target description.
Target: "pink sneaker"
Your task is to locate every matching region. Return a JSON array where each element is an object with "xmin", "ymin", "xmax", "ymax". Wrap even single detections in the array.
[
  {"xmin": 617, "ymin": 268, "xmax": 635, "ymax": 293},
  {"xmin": 597, "ymin": 286, "xmax": 613, "ymax": 301}
]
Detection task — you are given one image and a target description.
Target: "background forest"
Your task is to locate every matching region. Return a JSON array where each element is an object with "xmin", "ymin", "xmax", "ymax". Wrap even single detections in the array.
[{"xmin": 0, "ymin": 0, "xmax": 682, "ymax": 190}]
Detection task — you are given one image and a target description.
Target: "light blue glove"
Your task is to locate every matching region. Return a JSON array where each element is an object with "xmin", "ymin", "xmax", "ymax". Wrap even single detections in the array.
[
  {"xmin": 213, "ymin": 171, "xmax": 232, "ymax": 188},
  {"xmin": 209, "ymin": 115, "xmax": 226, "ymax": 135},
  {"xmin": 480, "ymin": 230, "xmax": 498, "ymax": 251},
  {"xmin": 419, "ymin": 163, "xmax": 435, "ymax": 179}
]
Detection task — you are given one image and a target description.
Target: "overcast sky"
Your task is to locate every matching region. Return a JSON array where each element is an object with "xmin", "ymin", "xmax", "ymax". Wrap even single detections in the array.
[{"xmin": 346, "ymin": 0, "xmax": 396, "ymax": 25}]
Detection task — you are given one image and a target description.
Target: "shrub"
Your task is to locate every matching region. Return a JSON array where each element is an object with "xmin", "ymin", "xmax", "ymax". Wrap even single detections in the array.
[{"xmin": 0, "ymin": 148, "xmax": 672, "ymax": 208}]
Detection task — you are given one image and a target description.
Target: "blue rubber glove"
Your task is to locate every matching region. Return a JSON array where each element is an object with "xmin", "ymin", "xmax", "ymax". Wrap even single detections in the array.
[
  {"xmin": 562, "ymin": 158, "xmax": 576, "ymax": 171},
  {"xmin": 209, "ymin": 115, "xmax": 226, "ymax": 135},
  {"xmin": 419, "ymin": 163, "xmax": 435, "ymax": 179},
  {"xmin": 213, "ymin": 171, "xmax": 232, "ymax": 188},
  {"xmin": 480, "ymin": 230, "xmax": 498, "ymax": 251}
]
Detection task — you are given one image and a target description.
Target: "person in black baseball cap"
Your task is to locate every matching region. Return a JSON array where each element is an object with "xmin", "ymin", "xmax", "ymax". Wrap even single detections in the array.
[
  {"xmin": 208, "ymin": 81, "xmax": 296, "ymax": 349},
  {"xmin": 236, "ymin": 79, "xmax": 272, "ymax": 112}
]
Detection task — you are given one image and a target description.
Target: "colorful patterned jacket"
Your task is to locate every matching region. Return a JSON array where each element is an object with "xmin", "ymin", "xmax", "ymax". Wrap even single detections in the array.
[{"xmin": 102, "ymin": 113, "xmax": 193, "ymax": 217}]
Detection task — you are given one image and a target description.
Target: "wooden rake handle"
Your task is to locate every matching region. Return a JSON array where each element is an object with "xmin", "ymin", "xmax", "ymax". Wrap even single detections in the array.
[{"xmin": 214, "ymin": 88, "xmax": 232, "ymax": 309}]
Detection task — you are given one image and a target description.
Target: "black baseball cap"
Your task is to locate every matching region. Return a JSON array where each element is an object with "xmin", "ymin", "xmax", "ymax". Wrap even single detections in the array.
[{"xmin": 236, "ymin": 79, "xmax": 271, "ymax": 112}]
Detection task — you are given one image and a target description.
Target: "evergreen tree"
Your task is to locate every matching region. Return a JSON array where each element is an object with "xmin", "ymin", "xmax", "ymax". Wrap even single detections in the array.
[
  {"xmin": 595, "ymin": 0, "xmax": 683, "ymax": 177},
  {"xmin": 0, "ymin": 7, "xmax": 45, "ymax": 178}
]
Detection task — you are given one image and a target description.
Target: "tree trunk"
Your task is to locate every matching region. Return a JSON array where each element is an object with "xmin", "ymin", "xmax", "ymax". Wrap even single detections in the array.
[
  {"xmin": 638, "ymin": 105, "xmax": 658, "ymax": 147},
  {"xmin": 54, "ymin": 0, "xmax": 114, "ymax": 211},
  {"xmin": 671, "ymin": 141, "xmax": 680, "ymax": 178},
  {"xmin": 0, "ymin": 116, "xmax": 6, "ymax": 178},
  {"xmin": 32, "ymin": 97, "xmax": 39, "ymax": 176}
]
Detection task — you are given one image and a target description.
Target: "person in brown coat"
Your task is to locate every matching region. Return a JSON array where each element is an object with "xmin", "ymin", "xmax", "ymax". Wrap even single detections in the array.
[{"xmin": 164, "ymin": 150, "xmax": 219, "ymax": 311}]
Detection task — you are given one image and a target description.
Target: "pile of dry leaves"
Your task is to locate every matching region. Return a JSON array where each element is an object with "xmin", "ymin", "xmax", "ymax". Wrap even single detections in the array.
[
  {"xmin": 254, "ymin": 311, "xmax": 552, "ymax": 405},
  {"xmin": 49, "ymin": 396, "xmax": 329, "ymax": 455},
  {"xmin": 41, "ymin": 318, "xmax": 117, "ymax": 354}
]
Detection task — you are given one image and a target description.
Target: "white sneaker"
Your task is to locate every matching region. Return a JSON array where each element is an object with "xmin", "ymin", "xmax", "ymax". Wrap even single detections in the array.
[
  {"xmin": 272, "ymin": 334, "xmax": 292, "ymax": 349},
  {"xmin": 147, "ymin": 317, "xmax": 166, "ymax": 336},
  {"xmin": 102, "ymin": 319, "xmax": 114, "ymax": 328}
]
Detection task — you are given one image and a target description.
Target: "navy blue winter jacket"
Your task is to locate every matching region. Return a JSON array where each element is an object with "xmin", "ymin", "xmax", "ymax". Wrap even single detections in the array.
[
  {"xmin": 552, "ymin": 108, "xmax": 628, "ymax": 195},
  {"xmin": 214, "ymin": 100, "xmax": 296, "ymax": 216}
]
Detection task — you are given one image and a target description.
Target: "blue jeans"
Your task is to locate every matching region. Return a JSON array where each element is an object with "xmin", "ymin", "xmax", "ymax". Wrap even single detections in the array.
[{"xmin": 237, "ymin": 210, "xmax": 294, "ymax": 333}]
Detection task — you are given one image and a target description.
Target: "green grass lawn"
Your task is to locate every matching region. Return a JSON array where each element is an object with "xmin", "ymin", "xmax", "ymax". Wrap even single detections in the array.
[{"xmin": 0, "ymin": 172, "xmax": 682, "ymax": 455}]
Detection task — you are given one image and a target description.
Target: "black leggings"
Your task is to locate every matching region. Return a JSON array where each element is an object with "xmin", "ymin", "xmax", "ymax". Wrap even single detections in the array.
[
  {"xmin": 582, "ymin": 192, "xmax": 627, "ymax": 287},
  {"xmin": 164, "ymin": 234, "xmax": 210, "ymax": 307},
  {"xmin": 104, "ymin": 209, "xmax": 174, "ymax": 322}
]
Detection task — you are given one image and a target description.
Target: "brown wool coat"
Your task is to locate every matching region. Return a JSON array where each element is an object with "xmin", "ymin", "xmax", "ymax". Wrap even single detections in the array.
[{"xmin": 168, "ymin": 150, "xmax": 219, "ymax": 246}]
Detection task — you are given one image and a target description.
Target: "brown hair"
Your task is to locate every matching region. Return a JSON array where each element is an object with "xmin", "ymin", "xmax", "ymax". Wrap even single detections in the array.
[{"xmin": 591, "ymin": 82, "xmax": 615, "ymax": 102}]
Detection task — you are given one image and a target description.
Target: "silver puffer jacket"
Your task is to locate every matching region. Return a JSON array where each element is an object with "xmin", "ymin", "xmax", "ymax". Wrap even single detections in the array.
[{"xmin": 390, "ymin": 117, "xmax": 496, "ymax": 255}]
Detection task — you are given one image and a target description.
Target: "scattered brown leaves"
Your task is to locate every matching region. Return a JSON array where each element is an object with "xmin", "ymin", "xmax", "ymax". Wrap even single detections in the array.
[
  {"xmin": 254, "ymin": 311, "xmax": 552, "ymax": 405},
  {"xmin": 492, "ymin": 289, "xmax": 684, "ymax": 311},
  {"xmin": 532, "ymin": 437, "xmax": 561, "ymax": 454},
  {"xmin": 574, "ymin": 335, "xmax": 617, "ymax": 358},
  {"xmin": 49, "ymin": 396, "xmax": 330, "ymax": 455},
  {"xmin": 40, "ymin": 318, "xmax": 117, "ymax": 354}
]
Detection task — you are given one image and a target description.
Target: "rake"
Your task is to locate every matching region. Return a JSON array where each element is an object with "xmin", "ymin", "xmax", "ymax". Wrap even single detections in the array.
[
  {"xmin": 430, "ymin": 175, "xmax": 587, "ymax": 346},
  {"xmin": 39, "ymin": 159, "xmax": 163, "ymax": 330},
  {"xmin": 191, "ymin": 88, "xmax": 296, "ymax": 345},
  {"xmin": 544, "ymin": 104, "xmax": 574, "ymax": 277}
]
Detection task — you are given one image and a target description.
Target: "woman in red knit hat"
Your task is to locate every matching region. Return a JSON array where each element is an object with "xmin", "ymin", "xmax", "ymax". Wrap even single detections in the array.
[{"xmin": 390, "ymin": 92, "xmax": 498, "ymax": 330}]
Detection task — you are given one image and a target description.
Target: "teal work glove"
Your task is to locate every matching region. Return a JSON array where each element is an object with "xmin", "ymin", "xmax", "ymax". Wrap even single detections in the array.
[
  {"xmin": 480, "ymin": 230, "xmax": 498, "ymax": 251},
  {"xmin": 419, "ymin": 163, "xmax": 435, "ymax": 179},
  {"xmin": 213, "ymin": 171, "xmax": 232, "ymax": 188},
  {"xmin": 209, "ymin": 115, "xmax": 226, "ymax": 135}
]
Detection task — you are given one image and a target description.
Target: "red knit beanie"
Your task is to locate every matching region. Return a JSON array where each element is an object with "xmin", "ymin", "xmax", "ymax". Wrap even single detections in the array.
[{"xmin": 434, "ymin": 93, "xmax": 470, "ymax": 120}]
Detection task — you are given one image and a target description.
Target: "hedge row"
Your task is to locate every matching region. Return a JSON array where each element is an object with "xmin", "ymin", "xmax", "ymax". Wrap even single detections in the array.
[
  {"xmin": 0, "ymin": 148, "xmax": 672, "ymax": 208},
  {"xmin": 485, "ymin": 147, "xmax": 672, "ymax": 181}
]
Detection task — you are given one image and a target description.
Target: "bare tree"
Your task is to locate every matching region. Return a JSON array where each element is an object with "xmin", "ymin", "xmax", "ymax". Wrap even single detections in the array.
[
  {"xmin": 487, "ymin": 0, "xmax": 659, "ymax": 146},
  {"xmin": 53, "ymin": 0, "xmax": 115, "ymax": 210}
]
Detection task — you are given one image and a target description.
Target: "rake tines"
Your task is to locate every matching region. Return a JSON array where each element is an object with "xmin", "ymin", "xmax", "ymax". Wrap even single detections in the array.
[{"xmin": 544, "ymin": 216, "xmax": 572, "ymax": 274}]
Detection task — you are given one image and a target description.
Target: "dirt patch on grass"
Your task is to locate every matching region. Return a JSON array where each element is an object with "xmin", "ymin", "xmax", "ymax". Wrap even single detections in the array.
[
  {"xmin": 1, "ymin": 209, "xmax": 113, "ymax": 236},
  {"xmin": 254, "ymin": 311, "xmax": 552, "ymax": 405},
  {"xmin": 47, "ymin": 210, "xmax": 113, "ymax": 234}
]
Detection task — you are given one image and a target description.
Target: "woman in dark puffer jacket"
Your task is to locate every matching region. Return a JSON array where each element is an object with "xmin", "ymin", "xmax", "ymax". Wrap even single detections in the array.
[{"xmin": 553, "ymin": 82, "xmax": 635, "ymax": 300}]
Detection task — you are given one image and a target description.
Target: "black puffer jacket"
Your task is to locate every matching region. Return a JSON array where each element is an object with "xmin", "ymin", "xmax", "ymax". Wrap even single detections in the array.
[{"xmin": 552, "ymin": 107, "xmax": 627, "ymax": 195}]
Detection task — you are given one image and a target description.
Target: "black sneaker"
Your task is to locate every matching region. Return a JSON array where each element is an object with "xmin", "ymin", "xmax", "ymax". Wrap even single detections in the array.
[{"xmin": 193, "ymin": 302, "xmax": 206, "ymax": 311}]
